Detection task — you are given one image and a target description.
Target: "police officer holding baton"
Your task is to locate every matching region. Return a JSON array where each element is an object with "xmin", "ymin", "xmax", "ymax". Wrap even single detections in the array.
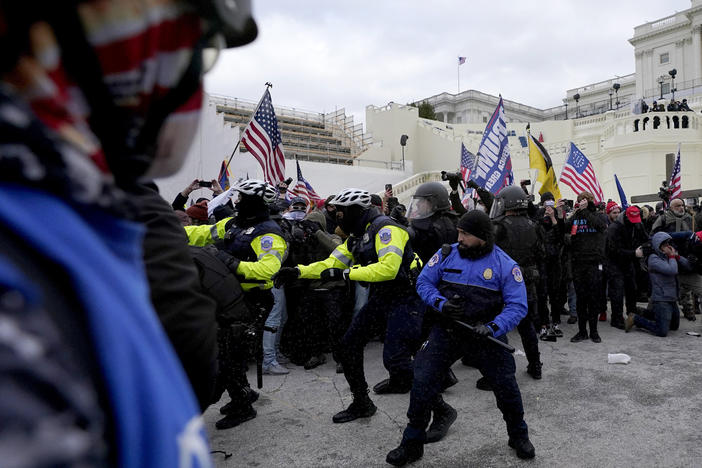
[{"xmin": 386, "ymin": 210, "xmax": 535, "ymax": 466}]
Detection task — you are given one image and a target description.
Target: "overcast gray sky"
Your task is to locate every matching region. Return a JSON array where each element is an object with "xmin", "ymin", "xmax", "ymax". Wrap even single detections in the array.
[{"xmin": 205, "ymin": 1, "xmax": 691, "ymax": 126}]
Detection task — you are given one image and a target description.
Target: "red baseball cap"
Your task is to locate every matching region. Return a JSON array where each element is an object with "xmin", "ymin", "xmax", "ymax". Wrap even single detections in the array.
[{"xmin": 625, "ymin": 206, "xmax": 641, "ymax": 223}]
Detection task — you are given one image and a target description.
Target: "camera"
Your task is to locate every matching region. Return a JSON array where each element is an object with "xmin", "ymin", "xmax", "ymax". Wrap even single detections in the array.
[
  {"xmin": 520, "ymin": 179, "xmax": 531, "ymax": 186},
  {"xmin": 198, "ymin": 180, "xmax": 212, "ymax": 188},
  {"xmin": 658, "ymin": 181, "xmax": 673, "ymax": 204},
  {"xmin": 441, "ymin": 171, "xmax": 462, "ymax": 183}
]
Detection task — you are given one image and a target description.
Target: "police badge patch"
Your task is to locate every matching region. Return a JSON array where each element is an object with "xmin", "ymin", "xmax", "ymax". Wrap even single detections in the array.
[
  {"xmin": 512, "ymin": 266, "xmax": 523, "ymax": 282},
  {"xmin": 483, "ymin": 268, "xmax": 493, "ymax": 280},
  {"xmin": 379, "ymin": 228, "xmax": 392, "ymax": 244},
  {"xmin": 428, "ymin": 253, "xmax": 439, "ymax": 267},
  {"xmin": 261, "ymin": 235, "xmax": 274, "ymax": 251}
]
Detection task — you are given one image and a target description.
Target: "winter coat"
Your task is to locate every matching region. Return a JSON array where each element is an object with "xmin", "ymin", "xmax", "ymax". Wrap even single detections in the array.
[
  {"xmin": 651, "ymin": 209, "xmax": 693, "ymax": 234},
  {"xmin": 606, "ymin": 213, "xmax": 648, "ymax": 272},
  {"xmin": 648, "ymin": 232, "xmax": 691, "ymax": 301}
]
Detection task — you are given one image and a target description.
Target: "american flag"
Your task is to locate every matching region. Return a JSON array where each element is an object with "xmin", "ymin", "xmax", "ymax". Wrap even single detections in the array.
[
  {"xmin": 291, "ymin": 160, "xmax": 322, "ymax": 205},
  {"xmin": 560, "ymin": 142, "xmax": 604, "ymax": 202},
  {"xmin": 241, "ymin": 89, "xmax": 285, "ymax": 184},
  {"xmin": 458, "ymin": 56, "xmax": 466, "ymax": 65},
  {"xmin": 460, "ymin": 143, "xmax": 477, "ymax": 206},
  {"xmin": 669, "ymin": 144, "xmax": 682, "ymax": 200}
]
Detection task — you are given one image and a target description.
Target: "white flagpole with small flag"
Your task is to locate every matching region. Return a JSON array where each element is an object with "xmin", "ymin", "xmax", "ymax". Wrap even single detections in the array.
[{"xmin": 457, "ymin": 56, "xmax": 466, "ymax": 93}]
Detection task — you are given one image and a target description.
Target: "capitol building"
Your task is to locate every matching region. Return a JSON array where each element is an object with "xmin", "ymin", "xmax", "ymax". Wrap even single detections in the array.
[{"xmin": 159, "ymin": 0, "xmax": 702, "ymax": 206}]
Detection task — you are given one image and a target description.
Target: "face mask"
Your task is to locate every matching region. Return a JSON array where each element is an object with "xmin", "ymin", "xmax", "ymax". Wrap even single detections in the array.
[{"xmin": 283, "ymin": 211, "xmax": 305, "ymax": 221}]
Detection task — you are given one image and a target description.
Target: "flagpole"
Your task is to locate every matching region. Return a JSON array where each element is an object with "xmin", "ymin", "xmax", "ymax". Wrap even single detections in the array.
[
  {"xmin": 222, "ymin": 82, "xmax": 273, "ymax": 178},
  {"xmin": 457, "ymin": 59, "xmax": 460, "ymax": 94}
]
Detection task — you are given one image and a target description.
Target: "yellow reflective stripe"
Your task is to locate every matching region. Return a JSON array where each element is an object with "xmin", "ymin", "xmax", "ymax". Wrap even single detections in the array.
[
  {"xmin": 378, "ymin": 245, "xmax": 404, "ymax": 258},
  {"xmin": 332, "ymin": 249, "xmax": 353, "ymax": 267}
]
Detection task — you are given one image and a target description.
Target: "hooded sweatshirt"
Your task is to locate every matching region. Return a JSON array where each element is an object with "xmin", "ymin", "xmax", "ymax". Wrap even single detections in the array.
[{"xmin": 648, "ymin": 232, "xmax": 691, "ymax": 301}]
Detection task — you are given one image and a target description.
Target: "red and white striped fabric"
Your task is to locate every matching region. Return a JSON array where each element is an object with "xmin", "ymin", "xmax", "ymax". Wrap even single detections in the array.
[
  {"xmin": 669, "ymin": 144, "xmax": 682, "ymax": 200},
  {"xmin": 241, "ymin": 89, "xmax": 286, "ymax": 184},
  {"xmin": 291, "ymin": 160, "xmax": 322, "ymax": 205},
  {"xmin": 560, "ymin": 142, "xmax": 604, "ymax": 202}
]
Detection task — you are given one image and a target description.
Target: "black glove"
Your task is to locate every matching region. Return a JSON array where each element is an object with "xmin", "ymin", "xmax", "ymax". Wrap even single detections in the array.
[
  {"xmin": 301, "ymin": 219, "xmax": 320, "ymax": 234},
  {"xmin": 448, "ymin": 176, "xmax": 459, "ymax": 191},
  {"xmin": 441, "ymin": 295, "xmax": 465, "ymax": 320},
  {"xmin": 320, "ymin": 268, "xmax": 349, "ymax": 282},
  {"xmin": 214, "ymin": 250, "xmax": 241, "ymax": 273},
  {"xmin": 466, "ymin": 179, "xmax": 480, "ymax": 191},
  {"xmin": 473, "ymin": 324, "xmax": 493, "ymax": 337},
  {"xmin": 272, "ymin": 267, "xmax": 300, "ymax": 288}
]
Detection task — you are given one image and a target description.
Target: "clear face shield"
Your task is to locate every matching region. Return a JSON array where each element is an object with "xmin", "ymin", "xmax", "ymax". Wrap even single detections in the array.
[
  {"xmin": 489, "ymin": 197, "xmax": 505, "ymax": 219},
  {"xmin": 407, "ymin": 196, "xmax": 436, "ymax": 220}
]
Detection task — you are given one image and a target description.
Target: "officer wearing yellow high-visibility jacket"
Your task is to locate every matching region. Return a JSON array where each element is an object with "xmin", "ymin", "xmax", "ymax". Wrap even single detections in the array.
[
  {"xmin": 274, "ymin": 188, "xmax": 421, "ymax": 425},
  {"xmin": 183, "ymin": 181, "xmax": 286, "ymax": 292}
]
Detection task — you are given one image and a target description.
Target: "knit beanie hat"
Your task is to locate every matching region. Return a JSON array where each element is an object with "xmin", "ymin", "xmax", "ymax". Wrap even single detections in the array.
[
  {"xmin": 457, "ymin": 210, "xmax": 494, "ymax": 241},
  {"xmin": 185, "ymin": 201, "xmax": 209, "ymax": 221},
  {"xmin": 606, "ymin": 201, "xmax": 619, "ymax": 215}
]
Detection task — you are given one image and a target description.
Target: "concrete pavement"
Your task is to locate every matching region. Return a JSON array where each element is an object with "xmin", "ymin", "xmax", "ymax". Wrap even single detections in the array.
[{"xmin": 205, "ymin": 314, "xmax": 702, "ymax": 467}]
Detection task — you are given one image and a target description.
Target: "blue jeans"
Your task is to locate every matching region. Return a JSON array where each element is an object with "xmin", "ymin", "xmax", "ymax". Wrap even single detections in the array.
[
  {"xmin": 263, "ymin": 286, "xmax": 287, "ymax": 366},
  {"xmin": 634, "ymin": 301, "xmax": 679, "ymax": 337}
]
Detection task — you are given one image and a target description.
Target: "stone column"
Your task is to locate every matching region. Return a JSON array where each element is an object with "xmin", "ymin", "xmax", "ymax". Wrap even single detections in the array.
[{"xmin": 693, "ymin": 25, "xmax": 702, "ymax": 83}]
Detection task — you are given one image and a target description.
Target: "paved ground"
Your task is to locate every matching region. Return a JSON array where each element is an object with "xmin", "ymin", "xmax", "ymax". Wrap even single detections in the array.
[{"xmin": 204, "ymin": 313, "xmax": 702, "ymax": 467}]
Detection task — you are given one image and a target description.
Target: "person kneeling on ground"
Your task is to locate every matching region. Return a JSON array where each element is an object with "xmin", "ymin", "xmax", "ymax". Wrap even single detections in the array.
[{"xmin": 626, "ymin": 232, "xmax": 691, "ymax": 336}]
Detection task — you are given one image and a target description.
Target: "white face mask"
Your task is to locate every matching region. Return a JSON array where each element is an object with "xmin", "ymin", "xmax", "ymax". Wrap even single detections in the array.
[
  {"xmin": 475, "ymin": 204, "xmax": 486, "ymax": 213},
  {"xmin": 283, "ymin": 211, "xmax": 305, "ymax": 221}
]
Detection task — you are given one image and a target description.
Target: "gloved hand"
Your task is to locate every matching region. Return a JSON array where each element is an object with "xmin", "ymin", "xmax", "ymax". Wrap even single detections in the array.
[
  {"xmin": 320, "ymin": 268, "xmax": 349, "ymax": 282},
  {"xmin": 448, "ymin": 176, "xmax": 459, "ymax": 191},
  {"xmin": 300, "ymin": 219, "xmax": 320, "ymax": 234},
  {"xmin": 466, "ymin": 179, "xmax": 481, "ymax": 191},
  {"xmin": 441, "ymin": 295, "xmax": 465, "ymax": 320},
  {"xmin": 273, "ymin": 267, "xmax": 300, "ymax": 288},
  {"xmin": 214, "ymin": 250, "xmax": 241, "ymax": 273},
  {"xmin": 473, "ymin": 324, "xmax": 493, "ymax": 337}
]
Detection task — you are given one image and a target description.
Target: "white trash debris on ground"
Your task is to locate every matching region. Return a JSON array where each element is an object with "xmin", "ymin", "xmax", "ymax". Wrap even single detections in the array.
[{"xmin": 608, "ymin": 353, "xmax": 631, "ymax": 364}]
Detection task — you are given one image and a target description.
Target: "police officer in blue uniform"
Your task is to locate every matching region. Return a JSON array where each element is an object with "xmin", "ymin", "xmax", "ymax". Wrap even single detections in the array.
[{"xmin": 386, "ymin": 211, "xmax": 536, "ymax": 466}]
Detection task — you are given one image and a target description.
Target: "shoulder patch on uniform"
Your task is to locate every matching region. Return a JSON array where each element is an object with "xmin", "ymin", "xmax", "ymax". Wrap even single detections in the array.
[
  {"xmin": 512, "ymin": 266, "xmax": 523, "ymax": 283},
  {"xmin": 378, "ymin": 227, "xmax": 392, "ymax": 244},
  {"xmin": 427, "ymin": 253, "xmax": 440, "ymax": 267},
  {"xmin": 483, "ymin": 268, "xmax": 493, "ymax": 280},
  {"xmin": 261, "ymin": 235, "xmax": 274, "ymax": 251}
]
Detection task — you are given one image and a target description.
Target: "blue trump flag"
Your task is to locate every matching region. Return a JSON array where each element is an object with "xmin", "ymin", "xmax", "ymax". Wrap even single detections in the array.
[
  {"xmin": 614, "ymin": 174, "xmax": 629, "ymax": 208},
  {"xmin": 471, "ymin": 97, "xmax": 514, "ymax": 194}
]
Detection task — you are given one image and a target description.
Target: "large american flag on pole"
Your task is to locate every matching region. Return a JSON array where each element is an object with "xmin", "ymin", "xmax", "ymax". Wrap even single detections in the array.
[
  {"xmin": 560, "ymin": 142, "xmax": 604, "ymax": 202},
  {"xmin": 291, "ymin": 160, "xmax": 322, "ymax": 205},
  {"xmin": 241, "ymin": 89, "xmax": 286, "ymax": 184},
  {"xmin": 669, "ymin": 143, "xmax": 682, "ymax": 200}
]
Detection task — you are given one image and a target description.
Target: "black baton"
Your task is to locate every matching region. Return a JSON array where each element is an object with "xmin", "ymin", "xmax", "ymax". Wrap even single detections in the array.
[{"xmin": 453, "ymin": 319, "xmax": 515, "ymax": 353}]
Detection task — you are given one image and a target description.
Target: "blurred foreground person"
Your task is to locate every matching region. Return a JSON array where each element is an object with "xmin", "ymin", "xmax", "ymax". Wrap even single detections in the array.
[{"xmin": 0, "ymin": 0, "xmax": 257, "ymax": 465}]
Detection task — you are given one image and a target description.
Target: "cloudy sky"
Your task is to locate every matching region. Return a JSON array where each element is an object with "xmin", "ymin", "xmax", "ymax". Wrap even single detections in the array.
[{"xmin": 205, "ymin": 0, "xmax": 691, "ymax": 126}]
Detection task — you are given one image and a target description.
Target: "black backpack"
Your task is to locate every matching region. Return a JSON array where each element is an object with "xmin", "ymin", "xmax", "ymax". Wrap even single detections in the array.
[{"xmin": 188, "ymin": 245, "xmax": 252, "ymax": 326}]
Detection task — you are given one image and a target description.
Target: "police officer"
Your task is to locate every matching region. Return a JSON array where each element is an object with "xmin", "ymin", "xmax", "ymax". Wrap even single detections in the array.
[
  {"xmin": 386, "ymin": 210, "xmax": 535, "ymax": 466},
  {"xmin": 185, "ymin": 179, "xmax": 288, "ymax": 429},
  {"xmin": 490, "ymin": 185, "xmax": 544, "ymax": 381},
  {"xmin": 274, "ymin": 188, "xmax": 418, "ymax": 423},
  {"xmin": 373, "ymin": 181, "xmax": 459, "ymax": 397}
]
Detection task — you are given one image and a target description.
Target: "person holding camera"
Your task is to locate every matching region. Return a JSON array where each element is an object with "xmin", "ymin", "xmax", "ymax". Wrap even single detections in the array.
[
  {"xmin": 172, "ymin": 178, "xmax": 224, "ymax": 211},
  {"xmin": 276, "ymin": 177, "xmax": 294, "ymax": 201},
  {"xmin": 536, "ymin": 192, "xmax": 566, "ymax": 338}
]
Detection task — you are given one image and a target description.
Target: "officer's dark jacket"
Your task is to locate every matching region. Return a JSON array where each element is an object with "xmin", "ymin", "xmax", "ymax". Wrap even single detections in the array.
[
  {"xmin": 493, "ymin": 215, "xmax": 545, "ymax": 273},
  {"xmin": 410, "ymin": 211, "xmax": 458, "ymax": 263},
  {"xmin": 566, "ymin": 205, "xmax": 607, "ymax": 263},
  {"xmin": 416, "ymin": 243, "xmax": 527, "ymax": 337},
  {"xmin": 606, "ymin": 214, "xmax": 648, "ymax": 270}
]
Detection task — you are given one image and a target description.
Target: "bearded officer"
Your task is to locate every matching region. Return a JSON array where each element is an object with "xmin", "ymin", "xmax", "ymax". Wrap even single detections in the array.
[{"xmin": 386, "ymin": 210, "xmax": 535, "ymax": 466}]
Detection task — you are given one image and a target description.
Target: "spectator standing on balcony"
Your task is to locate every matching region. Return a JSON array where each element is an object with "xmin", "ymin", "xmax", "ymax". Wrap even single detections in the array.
[
  {"xmin": 667, "ymin": 100, "xmax": 680, "ymax": 112},
  {"xmin": 640, "ymin": 99, "xmax": 649, "ymax": 113},
  {"xmin": 679, "ymin": 99, "xmax": 691, "ymax": 111}
]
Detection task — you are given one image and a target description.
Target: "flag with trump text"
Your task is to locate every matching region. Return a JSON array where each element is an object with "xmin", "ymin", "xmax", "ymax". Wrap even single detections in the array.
[
  {"xmin": 560, "ymin": 142, "xmax": 604, "ymax": 202},
  {"xmin": 292, "ymin": 160, "xmax": 322, "ymax": 206},
  {"xmin": 241, "ymin": 89, "xmax": 286, "ymax": 184},
  {"xmin": 669, "ymin": 144, "xmax": 682, "ymax": 200},
  {"xmin": 527, "ymin": 128, "xmax": 562, "ymax": 200},
  {"xmin": 470, "ymin": 97, "xmax": 514, "ymax": 194}
]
